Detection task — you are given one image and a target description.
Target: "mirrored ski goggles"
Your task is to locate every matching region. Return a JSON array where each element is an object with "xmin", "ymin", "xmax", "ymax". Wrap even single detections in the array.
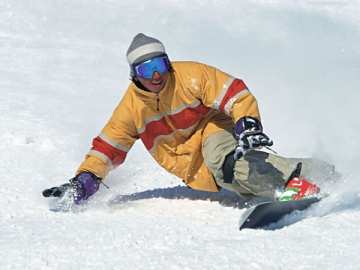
[{"xmin": 131, "ymin": 55, "xmax": 170, "ymax": 79}]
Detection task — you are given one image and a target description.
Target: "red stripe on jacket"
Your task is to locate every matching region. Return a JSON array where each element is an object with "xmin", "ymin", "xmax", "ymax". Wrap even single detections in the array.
[
  {"xmin": 219, "ymin": 79, "xmax": 248, "ymax": 112},
  {"xmin": 139, "ymin": 117, "xmax": 174, "ymax": 150},
  {"xmin": 168, "ymin": 103, "xmax": 211, "ymax": 130},
  {"xmin": 139, "ymin": 103, "xmax": 211, "ymax": 151},
  {"xmin": 91, "ymin": 136, "xmax": 127, "ymax": 168}
]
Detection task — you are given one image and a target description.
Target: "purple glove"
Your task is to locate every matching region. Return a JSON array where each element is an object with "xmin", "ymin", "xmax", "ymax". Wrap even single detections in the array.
[
  {"xmin": 70, "ymin": 172, "xmax": 101, "ymax": 204},
  {"xmin": 234, "ymin": 117, "xmax": 273, "ymax": 159}
]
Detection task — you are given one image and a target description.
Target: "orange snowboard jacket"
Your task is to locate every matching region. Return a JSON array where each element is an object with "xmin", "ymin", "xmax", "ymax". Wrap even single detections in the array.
[{"xmin": 77, "ymin": 61, "xmax": 260, "ymax": 191}]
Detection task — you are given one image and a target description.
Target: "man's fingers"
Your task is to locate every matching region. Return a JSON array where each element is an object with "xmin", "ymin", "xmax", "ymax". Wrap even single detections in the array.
[
  {"xmin": 42, "ymin": 184, "xmax": 71, "ymax": 198},
  {"xmin": 253, "ymin": 134, "xmax": 273, "ymax": 147},
  {"xmin": 42, "ymin": 187, "xmax": 60, "ymax": 197}
]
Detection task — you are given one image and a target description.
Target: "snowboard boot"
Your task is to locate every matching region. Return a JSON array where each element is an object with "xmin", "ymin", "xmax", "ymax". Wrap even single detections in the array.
[{"xmin": 277, "ymin": 162, "xmax": 320, "ymax": 201}]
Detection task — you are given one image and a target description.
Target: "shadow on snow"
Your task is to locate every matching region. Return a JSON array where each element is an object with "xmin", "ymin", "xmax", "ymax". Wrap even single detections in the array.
[{"xmin": 107, "ymin": 185, "xmax": 271, "ymax": 209}]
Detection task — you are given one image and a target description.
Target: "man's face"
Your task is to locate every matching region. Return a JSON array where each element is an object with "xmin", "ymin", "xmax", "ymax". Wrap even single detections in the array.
[{"xmin": 135, "ymin": 70, "xmax": 169, "ymax": 93}]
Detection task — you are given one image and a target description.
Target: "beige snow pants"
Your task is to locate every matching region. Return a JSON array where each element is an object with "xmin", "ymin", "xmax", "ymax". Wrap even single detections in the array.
[{"xmin": 203, "ymin": 130, "xmax": 336, "ymax": 201}]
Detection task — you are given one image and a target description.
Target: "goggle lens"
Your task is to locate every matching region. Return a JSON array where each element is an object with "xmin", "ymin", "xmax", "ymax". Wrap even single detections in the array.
[{"xmin": 133, "ymin": 56, "xmax": 170, "ymax": 79}]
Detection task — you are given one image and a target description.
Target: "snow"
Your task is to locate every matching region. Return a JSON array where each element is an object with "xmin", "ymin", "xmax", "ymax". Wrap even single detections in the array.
[{"xmin": 1, "ymin": 0, "xmax": 360, "ymax": 269}]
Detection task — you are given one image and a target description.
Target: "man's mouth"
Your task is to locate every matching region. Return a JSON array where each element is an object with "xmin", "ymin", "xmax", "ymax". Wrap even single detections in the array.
[{"xmin": 152, "ymin": 80, "xmax": 162, "ymax": 85}]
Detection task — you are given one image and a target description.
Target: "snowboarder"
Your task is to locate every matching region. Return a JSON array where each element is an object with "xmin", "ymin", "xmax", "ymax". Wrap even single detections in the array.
[{"xmin": 43, "ymin": 33, "xmax": 338, "ymax": 205}]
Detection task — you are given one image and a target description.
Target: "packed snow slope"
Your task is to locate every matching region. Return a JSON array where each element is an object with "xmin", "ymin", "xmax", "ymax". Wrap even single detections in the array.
[{"xmin": 1, "ymin": 1, "xmax": 360, "ymax": 269}]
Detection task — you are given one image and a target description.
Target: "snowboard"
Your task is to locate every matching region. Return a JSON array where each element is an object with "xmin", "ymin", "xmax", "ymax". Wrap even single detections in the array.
[{"xmin": 239, "ymin": 196, "xmax": 325, "ymax": 230}]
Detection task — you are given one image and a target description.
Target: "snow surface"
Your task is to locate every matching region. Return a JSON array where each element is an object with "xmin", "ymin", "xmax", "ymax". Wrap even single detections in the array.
[{"xmin": 1, "ymin": 0, "xmax": 360, "ymax": 269}]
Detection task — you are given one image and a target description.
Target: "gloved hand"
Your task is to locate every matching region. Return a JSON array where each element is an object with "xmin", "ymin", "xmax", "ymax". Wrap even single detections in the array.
[
  {"xmin": 42, "ymin": 172, "xmax": 101, "ymax": 204},
  {"xmin": 233, "ymin": 117, "xmax": 273, "ymax": 159}
]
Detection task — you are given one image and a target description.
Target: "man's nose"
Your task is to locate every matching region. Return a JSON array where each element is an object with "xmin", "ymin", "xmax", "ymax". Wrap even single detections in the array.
[{"xmin": 152, "ymin": 71, "xmax": 161, "ymax": 79}]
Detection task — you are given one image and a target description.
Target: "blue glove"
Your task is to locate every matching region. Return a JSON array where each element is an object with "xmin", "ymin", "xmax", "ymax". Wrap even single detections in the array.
[
  {"xmin": 233, "ymin": 117, "xmax": 273, "ymax": 159},
  {"xmin": 42, "ymin": 172, "xmax": 101, "ymax": 204}
]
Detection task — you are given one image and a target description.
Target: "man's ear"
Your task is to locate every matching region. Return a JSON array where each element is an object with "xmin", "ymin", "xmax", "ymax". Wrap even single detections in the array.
[{"xmin": 134, "ymin": 77, "xmax": 139, "ymax": 81}]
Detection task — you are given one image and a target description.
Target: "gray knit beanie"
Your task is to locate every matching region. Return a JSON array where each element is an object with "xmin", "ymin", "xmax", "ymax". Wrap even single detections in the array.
[{"xmin": 126, "ymin": 33, "xmax": 166, "ymax": 66}]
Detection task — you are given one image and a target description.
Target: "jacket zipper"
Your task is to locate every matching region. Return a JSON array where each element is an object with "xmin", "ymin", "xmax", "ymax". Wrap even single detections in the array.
[
  {"xmin": 156, "ymin": 93, "xmax": 160, "ymax": 111},
  {"xmin": 155, "ymin": 92, "xmax": 183, "ymax": 138}
]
